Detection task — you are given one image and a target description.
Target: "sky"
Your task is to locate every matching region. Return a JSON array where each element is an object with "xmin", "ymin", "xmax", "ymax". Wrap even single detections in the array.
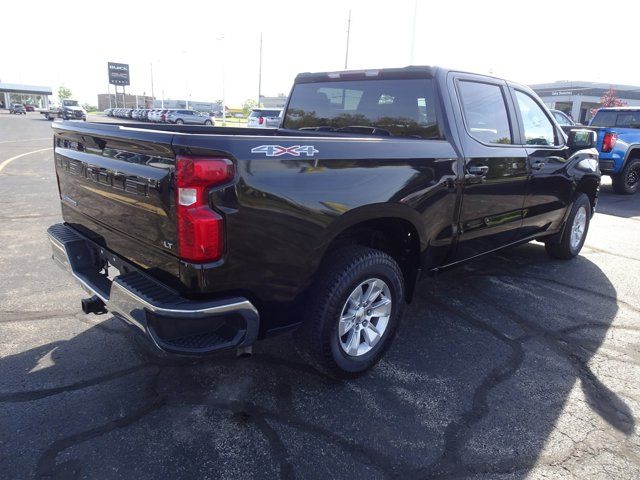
[{"xmin": 2, "ymin": 0, "xmax": 639, "ymax": 106}]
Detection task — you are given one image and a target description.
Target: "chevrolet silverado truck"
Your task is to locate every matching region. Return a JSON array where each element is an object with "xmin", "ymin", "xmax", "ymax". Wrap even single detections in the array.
[
  {"xmin": 41, "ymin": 99, "xmax": 87, "ymax": 121},
  {"xmin": 589, "ymin": 107, "xmax": 640, "ymax": 194},
  {"xmin": 47, "ymin": 67, "xmax": 600, "ymax": 375}
]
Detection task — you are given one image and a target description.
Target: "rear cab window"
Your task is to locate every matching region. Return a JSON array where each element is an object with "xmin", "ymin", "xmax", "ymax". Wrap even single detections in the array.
[
  {"xmin": 591, "ymin": 110, "xmax": 640, "ymax": 128},
  {"xmin": 283, "ymin": 78, "xmax": 441, "ymax": 139}
]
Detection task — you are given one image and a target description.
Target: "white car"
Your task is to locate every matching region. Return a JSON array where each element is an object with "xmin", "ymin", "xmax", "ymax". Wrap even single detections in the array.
[{"xmin": 247, "ymin": 108, "xmax": 283, "ymax": 128}]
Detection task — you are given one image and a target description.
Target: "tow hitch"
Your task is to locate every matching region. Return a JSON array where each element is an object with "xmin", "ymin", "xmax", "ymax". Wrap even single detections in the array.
[{"xmin": 81, "ymin": 295, "xmax": 107, "ymax": 315}]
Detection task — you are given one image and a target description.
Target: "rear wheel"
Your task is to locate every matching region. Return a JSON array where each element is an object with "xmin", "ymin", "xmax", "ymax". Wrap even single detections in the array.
[
  {"xmin": 204, "ymin": 120, "xmax": 212, "ymax": 125},
  {"xmin": 611, "ymin": 158, "xmax": 640, "ymax": 195},
  {"xmin": 295, "ymin": 246, "xmax": 405, "ymax": 376},
  {"xmin": 176, "ymin": 119, "xmax": 184, "ymax": 125},
  {"xmin": 545, "ymin": 193, "xmax": 591, "ymax": 260}
]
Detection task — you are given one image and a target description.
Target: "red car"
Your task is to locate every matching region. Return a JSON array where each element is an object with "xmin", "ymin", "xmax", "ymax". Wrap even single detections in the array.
[{"xmin": 24, "ymin": 104, "xmax": 35, "ymax": 112}]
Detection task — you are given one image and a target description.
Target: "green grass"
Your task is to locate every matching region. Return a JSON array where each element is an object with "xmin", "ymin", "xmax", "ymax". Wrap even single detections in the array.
[{"xmin": 217, "ymin": 117, "xmax": 247, "ymax": 127}]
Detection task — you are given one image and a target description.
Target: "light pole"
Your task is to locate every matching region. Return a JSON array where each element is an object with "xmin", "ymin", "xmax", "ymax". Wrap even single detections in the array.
[
  {"xmin": 258, "ymin": 32, "xmax": 263, "ymax": 107},
  {"xmin": 344, "ymin": 10, "xmax": 351, "ymax": 69},
  {"xmin": 216, "ymin": 35, "xmax": 226, "ymax": 125},
  {"xmin": 409, "ymin": 0, "xmax": 417, "ymax": 64},
  {"xmin": 150, "ymin": 62, "xmax": 155, "ymax": 105}
]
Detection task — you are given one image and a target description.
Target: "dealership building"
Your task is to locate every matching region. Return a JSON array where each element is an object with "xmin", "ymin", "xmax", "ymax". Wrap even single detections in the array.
[
  {"xmin": 0, "ymin": 83, "xmax": 52, "ymax": 109},
  {"xmin": 530, "ymin": 81, "xmax": 640, "ymax": 124},
  {"xmin": 259, "ymin": 94, "xmax": 287, "ymax": 108}
]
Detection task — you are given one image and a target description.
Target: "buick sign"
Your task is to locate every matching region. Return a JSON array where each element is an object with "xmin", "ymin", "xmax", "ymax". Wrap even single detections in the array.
[{"xmin": 108, "ymin": 62, "xmax": 130, "ymax": 86}]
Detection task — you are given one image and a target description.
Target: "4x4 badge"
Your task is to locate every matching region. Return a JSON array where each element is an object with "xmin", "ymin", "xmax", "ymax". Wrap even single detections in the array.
[{"xmin": 251, "ymin": 145, "xmax": 319, "ymax": 157}]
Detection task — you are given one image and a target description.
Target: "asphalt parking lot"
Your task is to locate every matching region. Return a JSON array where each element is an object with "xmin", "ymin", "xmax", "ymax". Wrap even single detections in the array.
[{"xmin": 1, "ymin": 111, "xmax": 639, "ymax": 479}]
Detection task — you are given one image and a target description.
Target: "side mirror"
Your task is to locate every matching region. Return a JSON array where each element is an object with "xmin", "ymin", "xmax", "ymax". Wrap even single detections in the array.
[{"xmin": 567, "ymin": 129, "xmax": 597, "ymax": 149}]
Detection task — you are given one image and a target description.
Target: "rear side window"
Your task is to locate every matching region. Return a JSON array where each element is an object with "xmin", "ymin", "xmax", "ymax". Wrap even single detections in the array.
[
  {"xmin": 283, "ymin": 78, "xmax": 440, "ymax": 139},
  {"xmin": 514, "ymin": 91, "xmax": 557, "ymax": 146},
  {"xmin": 458, "ymin": 81, "xmax": 512, "ymax": 144}
]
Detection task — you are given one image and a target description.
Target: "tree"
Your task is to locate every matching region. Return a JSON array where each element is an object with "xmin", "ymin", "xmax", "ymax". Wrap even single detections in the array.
[
  {"xmin": 590, "ymin": 87, "xmax": 626, "ymax": 117},
  {"xmin": 242, "ymin": 98, "xmax": 258, "ymax": 115},
  {"xmin": 58, "ymin": 86, "xmax": 73, "ymax": 100}
]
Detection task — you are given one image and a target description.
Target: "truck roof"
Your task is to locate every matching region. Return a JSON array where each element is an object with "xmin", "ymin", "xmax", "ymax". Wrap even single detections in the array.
[
  {"xmin": 597, "ymin": 106, "xmax": 640, "ymax": 112},
  {"xmin": 295, "ymin": 66, "xmax": 439, "ymax": 83},
  {"xmin": 294, "ymin": 65, "xmax": 520, "ymax": 87}
]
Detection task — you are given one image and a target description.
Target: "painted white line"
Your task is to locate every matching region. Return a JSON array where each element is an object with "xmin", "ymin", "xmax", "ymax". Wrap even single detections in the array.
[
  {"xmin": 0, "ymin": 137, "xmax": 51, "ymax": 144},
  {"xmin": 0, "ymin": 147, "xmax": 53, "ymax": 173}
]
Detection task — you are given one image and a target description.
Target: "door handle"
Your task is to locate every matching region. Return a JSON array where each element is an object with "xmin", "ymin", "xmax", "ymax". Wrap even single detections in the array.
[{"xmin": 467, "ymin": 165, "xmax": 489, "ymax": 176}]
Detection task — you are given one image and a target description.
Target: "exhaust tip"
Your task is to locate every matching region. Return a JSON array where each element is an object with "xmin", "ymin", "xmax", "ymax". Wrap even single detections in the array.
[
  {"xmin": 81, "ymin": 295, "xmax": 107, "ymax": 315},
  {"xmin": 236, "ymin": 346, "xmax": 253, "ymax": 359}
]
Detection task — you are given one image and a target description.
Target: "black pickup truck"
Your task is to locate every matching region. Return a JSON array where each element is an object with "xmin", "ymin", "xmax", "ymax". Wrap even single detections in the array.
[{"xmin": 48, "ymin": 66, "xmax": 600, "ymax": 375}]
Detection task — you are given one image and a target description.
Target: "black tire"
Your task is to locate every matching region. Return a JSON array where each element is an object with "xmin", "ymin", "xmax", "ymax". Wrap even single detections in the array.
[
  {"xmin": 204, "ymin": 120, "xmax": 212, "ymax": 125},
  {"xmin": 545, "ymin": 193, "xmax": 591, "ymax": 260},
  {"xmin": 295, "ymin": 246, "xmax": 405, "ymax": 376},
  {"xmin": 176, "ymin": 119, "xmax": 184, "ymax": 125},
  {"xmin": 611, "ymin": 158, "xmax": 640, "ymax": 195}
]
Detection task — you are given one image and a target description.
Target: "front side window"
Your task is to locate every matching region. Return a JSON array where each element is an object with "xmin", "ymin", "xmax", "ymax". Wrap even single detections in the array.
[
  {"xmin": 458, "ymin": 81, "xmax": 512, "ymax": 144},
  {"xmin": 283, "ymin": 78, "xmax": 440, "ymax": 139},
  {"xmin": 515, "ymin": 91, "xmax": 557, "ymax": 146}
]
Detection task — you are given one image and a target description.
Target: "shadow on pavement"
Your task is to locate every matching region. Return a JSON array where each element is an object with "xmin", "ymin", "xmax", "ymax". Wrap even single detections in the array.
[
  {"xmin": 596, "ymin": 183, "xmax": 640, "ymax": 219},
  {"xmin": 0, "ymin": 243, "xmax": 634, "ymax": 479}
]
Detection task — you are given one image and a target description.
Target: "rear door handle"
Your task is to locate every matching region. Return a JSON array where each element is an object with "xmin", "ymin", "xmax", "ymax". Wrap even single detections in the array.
[{"xmin": 467, "ymin": 165, "xmax": 489, "ymax": 176}]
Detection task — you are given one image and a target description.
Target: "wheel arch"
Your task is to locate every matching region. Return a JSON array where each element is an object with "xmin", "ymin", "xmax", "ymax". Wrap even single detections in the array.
[
  {"xmin": 623, "ymin": 144, "xmax": 640, "ymax": 165},
  {"xmin": 315, "ymin": 204, "xmax": 426, "ymax": 303},
  {"xmin": 575, "ymin": 174, "xmax": 600, "ymax": 215}
]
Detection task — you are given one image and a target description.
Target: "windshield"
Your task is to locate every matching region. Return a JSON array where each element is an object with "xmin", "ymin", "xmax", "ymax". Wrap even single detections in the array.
[
  {"xmin": 591, "ymin": 110, "xmax": 640, "ymax": 129},
  {"xmin": 62, "ymin": 100, "xmax": 79, "ymax": 107},
  {"xmin": 283, "ymin": 78, "xmax": 440, "ymax": 138}
]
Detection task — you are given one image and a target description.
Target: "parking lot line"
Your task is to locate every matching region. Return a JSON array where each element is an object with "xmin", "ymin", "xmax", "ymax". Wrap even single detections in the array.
[
  {"xmin": 0, "ymin": 147, "xmax": 52, "ymax": 173},
  {"xmin": 0, "ymin": 137, "xmax": 51, "ymax": 144}
]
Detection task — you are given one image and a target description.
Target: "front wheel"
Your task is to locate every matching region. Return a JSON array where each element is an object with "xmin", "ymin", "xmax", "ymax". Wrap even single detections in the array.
[
  {"xmin": 611, "ymin": 158, "xmax": 640, "ymax": 195},
  {"xmin": 175, "ymin": 119, "xmax": 184, "ymax": 125},
  {"xmin": 545, "ymin": 193, "xmax": 591, "ymax": 260},
  {"xmin": 204, "ymin": 120, "xmax": 212, "ymax": 125},
  {"xmin": 295, "ymin": 246, "xmax": 405, "ymax": 376}
]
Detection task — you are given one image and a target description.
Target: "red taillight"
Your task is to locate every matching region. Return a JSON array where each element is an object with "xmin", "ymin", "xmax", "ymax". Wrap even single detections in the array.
[
  {"xmin": 175, "ymin": 156, "xmax": 234, "ymax": 263},
  {"xmin": 602, "ymin": 132, "xmax": 617, "ymax": 153},
  {"xmin": 258, "ymin": 116, "xmax": 264, "ymax": 125}
]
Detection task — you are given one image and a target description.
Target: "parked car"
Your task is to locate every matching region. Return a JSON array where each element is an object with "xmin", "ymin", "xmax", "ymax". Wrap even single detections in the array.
[
  {"xmin": 9, "ymin": 104, "xmax": 26, "ymax": 114},
  {"xmin": 165, "ymin": 109, "xmax": 214, "ymax": 125},
  {"xmin": 158, "ymin": 109, "xmax": 170, "ymax": 122},
  {"xmin": 588, "ymin": 107, "xmax": 640, "ymax": 194},
  {"xmin": 104, "ymin": 108, "xmax": 114, "ymax": 116},
  {"xmin": 47, "ymin": 66, "xmax": 599, "ymax": 375},
  {"xmin": 247, "ymin": 108, "xmax": 283, "ymax": 128},
  {"xmin": 550, "ymin": 109, "xmax": 576, "ymax": 128},
  {"xmin": 24, "ymin": 104, "xmax": 36, "ymax": 112},
  {"xmin": 148, "ymin": 109, "xmax": 161, "ymax": 122}
]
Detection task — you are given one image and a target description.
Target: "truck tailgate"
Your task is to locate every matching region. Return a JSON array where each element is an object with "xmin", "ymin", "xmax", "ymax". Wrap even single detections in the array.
[{"xmin": 53, "ymin": 122, "xmax": 178, "ymax": 277}]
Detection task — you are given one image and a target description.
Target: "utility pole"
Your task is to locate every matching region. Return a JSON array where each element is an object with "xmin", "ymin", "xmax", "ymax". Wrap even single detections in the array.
[
  {"xmin": 344, "ymin": 10, "xmax": 351, "ymax": 69},
  {"xmin": 150, "ymin": 62, "xmax": 155, "ymax": 103},
  {"xmin": 409, "ymin": 0, "xmax": 417, "ymax": 64},
  {"xmin": 258, "ymin": 32, "xmax": 263, "ymax": 107}
]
